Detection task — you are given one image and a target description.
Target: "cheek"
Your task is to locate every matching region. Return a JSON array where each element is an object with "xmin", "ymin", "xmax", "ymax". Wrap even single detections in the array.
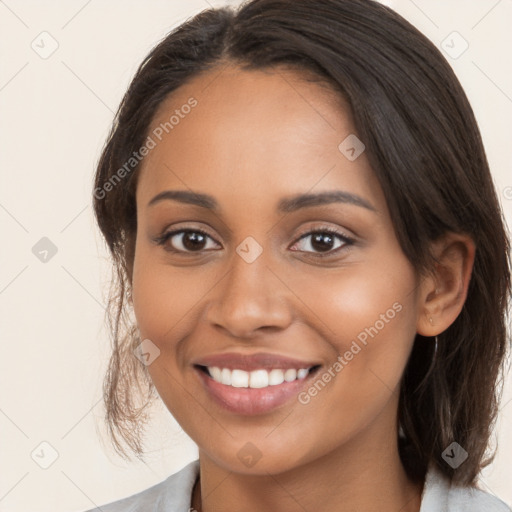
[
  {"xmin": 294, "ymin": 251, "xmax": 417, "ymax": 330},
  {"xmin": 275, "ymin": 261, "xmax": 419, "ymax": 456},
  {"xmin": 131, "ymin": 246, "xmax": 213, "ymax": 352},
  {"xmin": 130, "ymin": 247, "xmax": 206, "ymax": 423},
  {"xmin": 291, "ymin": 257, "xmax": 419, "ymax": 402}
]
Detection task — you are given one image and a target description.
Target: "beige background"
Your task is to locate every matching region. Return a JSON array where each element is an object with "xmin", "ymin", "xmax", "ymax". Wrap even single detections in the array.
[{"xmin": 0, "ymin": 0, "xmax": 511, "ymax": 510}]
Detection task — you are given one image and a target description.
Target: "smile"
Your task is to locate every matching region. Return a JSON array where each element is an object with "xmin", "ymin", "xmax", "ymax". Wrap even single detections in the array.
[
  {"xmin": 192, "ymin": 352, "xmax": 322, "ymax": 415},
  {"xmin": 201, "ymin": 366, "xmax": 313, "ymax": 388}
]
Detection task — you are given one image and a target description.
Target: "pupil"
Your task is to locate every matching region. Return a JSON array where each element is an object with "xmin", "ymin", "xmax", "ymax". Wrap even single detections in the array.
[
  {"xmin": 312, "ymin": 233, "xmax": 334, "ymax": 252},
  {"xmin": 183, "ymin": 232, "xmax": 206, "ymax": 251}
]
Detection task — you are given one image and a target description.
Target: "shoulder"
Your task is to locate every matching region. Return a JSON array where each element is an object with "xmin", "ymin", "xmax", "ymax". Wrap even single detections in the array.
[
  {"xmin": 420, "ymin": 463, "xmax": 511, "ymax": 512},
  {"xmin": 447, "ymin": 485, "xmax": 511, "ymax": 512},
  {"xmin": 81, "ymin": 459, "xmax": 199, "ymax": 512}
]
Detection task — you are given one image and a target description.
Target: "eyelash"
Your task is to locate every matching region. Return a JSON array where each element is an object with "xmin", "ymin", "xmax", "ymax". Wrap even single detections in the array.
[{"xmin": 153, "ymin": 226, "xmax": 355, "ymax": 258}]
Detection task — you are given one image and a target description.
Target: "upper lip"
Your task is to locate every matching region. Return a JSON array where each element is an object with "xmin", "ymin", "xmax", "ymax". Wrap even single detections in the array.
[{"xmin": 192, "ymin": 352, "xmax": 321, "ymax": 372}]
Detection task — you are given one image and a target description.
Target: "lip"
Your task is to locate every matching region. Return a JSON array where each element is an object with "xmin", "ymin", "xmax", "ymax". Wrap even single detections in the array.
[
  {"xmin": 192, "ymin": 352, "xmax": 322, "ymax": 415},
  {"xmin": 192, "ymin": 352, "xmax": 320, "ymax": 371}
]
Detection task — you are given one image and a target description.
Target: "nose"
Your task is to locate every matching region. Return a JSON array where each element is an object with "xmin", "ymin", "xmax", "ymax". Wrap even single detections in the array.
[{"xmin": 205, "ymin": 248, "xmax": 294, "ymax": 339}]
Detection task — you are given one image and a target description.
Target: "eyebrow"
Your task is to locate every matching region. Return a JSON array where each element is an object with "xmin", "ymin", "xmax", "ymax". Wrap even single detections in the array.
[
  {"xmin": 278, "ymin": 190, "xmax": 376, "ymax": 213},
  {"xmin": 147, "ymin": 189, "xmax": 376, "ymax": 213}
]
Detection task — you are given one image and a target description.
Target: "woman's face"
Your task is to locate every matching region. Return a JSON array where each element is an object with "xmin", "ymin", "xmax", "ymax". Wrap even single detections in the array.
[{"xmin": 132, "ymin": 65, "xmax": 423, "ymax": 474}]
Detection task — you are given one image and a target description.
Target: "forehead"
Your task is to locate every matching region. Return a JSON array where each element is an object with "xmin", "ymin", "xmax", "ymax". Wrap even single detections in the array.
[{"xmin": 136, "ymin": 65, "xmax": 383, "ymax": 214}]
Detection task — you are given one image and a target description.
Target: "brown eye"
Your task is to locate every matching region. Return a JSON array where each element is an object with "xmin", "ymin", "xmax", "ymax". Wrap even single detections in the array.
[
  {"xmin": 156, "ymin": 229, "xmax": 220, "ymax": 253},
  {"xmin": 290, "ymin": 229, "xmax": 354, "ymax": 256}
]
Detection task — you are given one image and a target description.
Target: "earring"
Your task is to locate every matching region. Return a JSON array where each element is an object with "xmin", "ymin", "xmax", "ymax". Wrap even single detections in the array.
[
  {"xmin": 429, "ymin": 316, "xmax": 439, "ymax": 357},
  {"xmin": 423, "ymin": 334, "xmax": 439, "ymax": 381}
]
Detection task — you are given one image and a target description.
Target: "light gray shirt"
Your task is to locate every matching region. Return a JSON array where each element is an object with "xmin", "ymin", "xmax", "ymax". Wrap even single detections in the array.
[{"xmin": 83, "ymin": 459, "xmax": 511, "ymax": 512}]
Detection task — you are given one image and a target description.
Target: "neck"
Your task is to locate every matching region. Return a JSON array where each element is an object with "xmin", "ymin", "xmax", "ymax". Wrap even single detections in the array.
[{"xmin": 191, "ymin": 420, "xmax": 424, "ymax": 512}]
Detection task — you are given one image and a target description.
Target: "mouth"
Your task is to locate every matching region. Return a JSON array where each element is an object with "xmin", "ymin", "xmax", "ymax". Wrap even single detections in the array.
[
  {"xmin": 196, "ymin": 364, "xmax": 320, "ymax": 388},
  {"xmin": 193, "ymin": 355, "xmax": 322, "ymax": 415}
]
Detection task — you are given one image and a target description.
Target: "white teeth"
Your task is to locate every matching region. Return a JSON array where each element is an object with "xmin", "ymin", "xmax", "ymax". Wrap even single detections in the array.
[
  {"xmin": 268, "ymin": 369, "xmax": 285, "ymax": 386},
  {"xmin": 207, "ymin": 366, "xmax": 311, "ymax": 388},
  {"xmin": 284, "ymin": 369, "xmax": 297, "ymax": 382},
  {"xmin": 210, "ymin": 367, "xmax": 222, "ymax": 382},
  {"xmin": 231, "ymin": 369, "xmax": 249, "ymax": 388},
  {"xmin": 221, "ymin": 368, "xmax": 231, "ymax": 385},
  {"xmin": 297, "ymin": 368, "xmax": 309, "ymax": 379},
  {"xmin": 249, "ymin": 369, "xmax": 269, "ymax": 388}
]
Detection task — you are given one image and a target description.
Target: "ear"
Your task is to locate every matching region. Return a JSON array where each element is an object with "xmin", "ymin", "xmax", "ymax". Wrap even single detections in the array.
[{"xmin": 416, "ymin": 232, "xmax": 475, "ymax": 336}]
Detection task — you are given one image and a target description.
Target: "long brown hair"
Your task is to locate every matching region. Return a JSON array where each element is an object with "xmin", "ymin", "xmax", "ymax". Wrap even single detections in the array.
[{"xmin": 93, "ymin": 0, "xmax": 511, "ymax": 486}]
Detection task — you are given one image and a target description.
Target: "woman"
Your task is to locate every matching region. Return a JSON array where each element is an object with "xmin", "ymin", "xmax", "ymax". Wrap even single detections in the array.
[{"xmin": 87, "ymin": 0, "xmax": 511, "ymax": 510}]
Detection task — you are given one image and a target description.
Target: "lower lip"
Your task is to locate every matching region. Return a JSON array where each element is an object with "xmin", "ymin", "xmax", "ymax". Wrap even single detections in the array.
[{"xmin": 195, "ymin": 367, "xmax": 318, "ymax": 415}]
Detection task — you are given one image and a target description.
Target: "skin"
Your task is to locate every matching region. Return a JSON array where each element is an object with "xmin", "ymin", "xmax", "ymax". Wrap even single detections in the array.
[{"xmin": 131, "ymin": 64, "xmax": 475, "ymax": 512}]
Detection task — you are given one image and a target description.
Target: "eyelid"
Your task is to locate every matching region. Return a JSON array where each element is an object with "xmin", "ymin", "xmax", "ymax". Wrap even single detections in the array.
[
  {"xmin": 153, "ymin": 226, "xmax": 220, "ymax": 250},
  {"xmin": 154, "ymin": 222, "xmax": 355, "ymax": 258},
  {"xmin": 293, "ymin": 224, "xmax": 354, "ymax": 242},
  {"xmin": 288, "ymin": 225, "xmax": 355, "ymax": 256}
]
